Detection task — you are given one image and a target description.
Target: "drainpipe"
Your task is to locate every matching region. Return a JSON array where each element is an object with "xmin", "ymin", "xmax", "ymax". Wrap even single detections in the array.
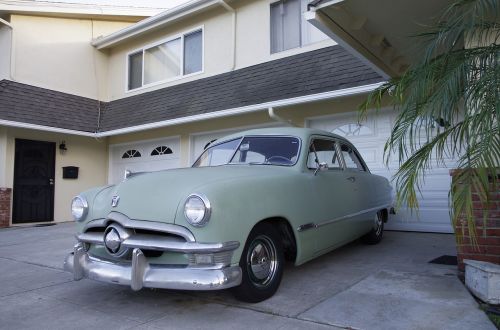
[
  {"xmin": 0, "ymin": 18, "xmax": 14, "ymax": 81},
  {"xmin": 268, "ymin": 107, "xmax": 295, "ymax": 126},
  {"xmin": 218, "ymin": 0, "xmax": 236, "ymax": 70}
]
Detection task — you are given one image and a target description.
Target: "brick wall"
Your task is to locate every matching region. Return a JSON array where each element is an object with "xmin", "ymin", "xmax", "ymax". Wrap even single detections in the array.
[
  {"xmin": 0, "ymin": 188, "xmax": 11, "ymax": 228},
  {"xmin": 451, "ymin": 170, "xmax": 500, "ymax": 271}
]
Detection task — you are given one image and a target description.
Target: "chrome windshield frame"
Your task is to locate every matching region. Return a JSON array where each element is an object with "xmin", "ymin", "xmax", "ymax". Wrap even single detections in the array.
[{"xmin": 192, "ymin": 135, "xmax": 302, "ymax": 168}]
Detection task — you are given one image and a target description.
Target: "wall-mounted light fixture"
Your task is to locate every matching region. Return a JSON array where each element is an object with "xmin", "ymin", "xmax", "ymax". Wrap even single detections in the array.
[{"xmin": 59, "ymin": 141, "xmax": 67, "ymax": 154}]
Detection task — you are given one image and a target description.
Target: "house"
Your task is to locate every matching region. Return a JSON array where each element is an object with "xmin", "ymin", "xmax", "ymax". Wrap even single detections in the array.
[{"xmin": 0, "ymin": 0, "xmax": 455, "ymax": 233}]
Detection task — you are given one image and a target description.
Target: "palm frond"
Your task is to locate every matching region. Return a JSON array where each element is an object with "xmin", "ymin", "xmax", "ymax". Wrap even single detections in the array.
[{"xmin": 358, "ymin": 0, "xmax": 499, "ymax": 242}]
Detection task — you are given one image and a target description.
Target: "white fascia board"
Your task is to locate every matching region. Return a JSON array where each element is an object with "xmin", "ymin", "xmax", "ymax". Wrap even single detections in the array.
[
  {"xmin": 92, "ymin": 0, "xmax": 219, "ymax": 50},
  {"xmin": 305, "ymin": 10, "xmax": 392, "ymax": 79},
  {"xmin": 0, "ymin": 119, "xmax": 97, "ymax": 137},
  {"xmin": 310, "ymin": 0, "xmax": 346, "ymax": 11},
  {"xmin": 98, "ymin": 82, "xmax": 385, "ymax": 137},
  {"xmin": 0, "ymin": 0, "xmax": 162, "ymax": 18}
]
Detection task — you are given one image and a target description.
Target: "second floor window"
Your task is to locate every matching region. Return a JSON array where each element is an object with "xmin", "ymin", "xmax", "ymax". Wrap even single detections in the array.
[
  {"xmin": 270, "ymin": 0, "xmax": 328, "ymax": 54},
  {"xmin": 128, "ymin": 29, "xmax": 203, "ymax": 90}
]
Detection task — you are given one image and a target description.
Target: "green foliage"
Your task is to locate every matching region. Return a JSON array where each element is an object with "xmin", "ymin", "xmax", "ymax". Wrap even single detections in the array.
[{"xmin": 359, "ymin": 0, "xmax": 499, "ymax": 240}]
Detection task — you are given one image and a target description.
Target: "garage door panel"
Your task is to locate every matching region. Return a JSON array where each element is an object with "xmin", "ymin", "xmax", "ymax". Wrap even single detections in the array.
[
  {"xmin": 109, "ymin": 137, "xmax": 181, "ymax": 184},
  {"xmin": 308, "ymin": 110, "xmax": 455, "ymax": 233}
]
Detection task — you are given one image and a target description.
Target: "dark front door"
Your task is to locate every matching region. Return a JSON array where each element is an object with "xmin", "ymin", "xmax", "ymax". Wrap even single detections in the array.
[{"xmin": 13, "ymin": 139, "xmax": 55, "ymax": 223}]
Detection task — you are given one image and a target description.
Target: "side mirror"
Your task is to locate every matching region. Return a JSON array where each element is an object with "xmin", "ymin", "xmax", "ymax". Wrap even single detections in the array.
[{"xmin": 314, "ymin": 162, "xmax": 328, "ymax": 176}]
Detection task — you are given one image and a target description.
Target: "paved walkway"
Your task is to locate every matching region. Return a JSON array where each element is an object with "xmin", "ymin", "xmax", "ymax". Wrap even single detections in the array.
[{"xmin": 0, "ymin": 223, "xmax": 495, "ymax": 329}]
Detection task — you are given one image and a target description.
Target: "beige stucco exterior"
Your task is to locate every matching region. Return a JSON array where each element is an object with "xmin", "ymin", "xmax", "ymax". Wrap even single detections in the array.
[
  {"xmin": 2, "ymin": 127, "xmax": 108, "ymax": 224},
  {"xmin": 0, "ymin": 23, "xmax": 12, "ymax": 81},
  {"xmin": 7, "ymin": 14, "xmax": 134, "ymax": 99}
]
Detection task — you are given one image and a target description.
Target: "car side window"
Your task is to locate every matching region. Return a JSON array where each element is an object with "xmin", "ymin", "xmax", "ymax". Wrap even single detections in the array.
[
  {"xmin": 340, "ymin": 144, "xmax": 365, "ymax": 171},
  {"xmin": 307, "ymin": 139, "xmax": 342, "ymax": 170}
]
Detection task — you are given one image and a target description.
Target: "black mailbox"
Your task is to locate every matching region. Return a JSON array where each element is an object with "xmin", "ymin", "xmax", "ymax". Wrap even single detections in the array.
[{"xmin": 63, "ymin": 166, "xmax": 79, "ymax": 179}]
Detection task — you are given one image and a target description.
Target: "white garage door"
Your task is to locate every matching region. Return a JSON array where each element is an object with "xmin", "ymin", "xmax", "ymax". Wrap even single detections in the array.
[
  {"xmin": 308, "ymin": 110, "xmax": 454, "ymax": 233},
  {"xmin": 109, "ymin": 137, "xmax": 181, "ymax": 184}
]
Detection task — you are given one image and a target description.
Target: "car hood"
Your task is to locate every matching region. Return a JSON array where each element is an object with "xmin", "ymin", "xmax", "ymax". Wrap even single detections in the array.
[{"xmin": 93, "ymin": 165, "xmax": 294, "ymax": 224}]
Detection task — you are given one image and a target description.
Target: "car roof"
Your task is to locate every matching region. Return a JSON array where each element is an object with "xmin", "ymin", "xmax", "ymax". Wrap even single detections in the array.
[{"xmin": 213, "ymin": 127, "xmax": 347, "ymax": 145}]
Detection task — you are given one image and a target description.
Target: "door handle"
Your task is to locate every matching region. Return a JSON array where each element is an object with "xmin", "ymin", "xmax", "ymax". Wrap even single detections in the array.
[
  {"xmin": 49, "ymin": 178, "xmax": 54, "ymax": 185},
  {"xmin": 346, "ymin": 176, "xmax": 356, "ymax": 183}
]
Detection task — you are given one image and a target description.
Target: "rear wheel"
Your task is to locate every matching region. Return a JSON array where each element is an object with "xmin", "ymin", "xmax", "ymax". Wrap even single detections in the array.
[
  {"xmin": 232, "ymin": 223, "xmax": 284, "ymax": 303},
  {"xmin": 362, "ymin": 211, "xmax": 384, "ymax": 244}
]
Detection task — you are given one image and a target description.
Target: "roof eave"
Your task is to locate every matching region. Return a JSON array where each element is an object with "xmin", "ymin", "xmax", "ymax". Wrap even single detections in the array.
[
  {"xmin": 92, "ymin": 0, "xmax": 221, "ymax": 50},
  {"xmin": 0, "ymin": 0, "xmax": 163, "ymax": 20}
]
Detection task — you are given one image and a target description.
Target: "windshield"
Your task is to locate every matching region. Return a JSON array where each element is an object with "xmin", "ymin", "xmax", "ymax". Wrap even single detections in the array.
[{"xmin": 192, "ymin": 136, "xmax": 301, "ymax": 167}]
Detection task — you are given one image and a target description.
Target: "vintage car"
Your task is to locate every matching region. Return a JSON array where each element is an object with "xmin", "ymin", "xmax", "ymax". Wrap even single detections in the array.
[{"xmin": 64, "ymin": 127, "xmax": 392, "ymax": 302}]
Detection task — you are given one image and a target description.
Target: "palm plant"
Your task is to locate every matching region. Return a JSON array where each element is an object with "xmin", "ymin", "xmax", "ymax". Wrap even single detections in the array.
[{"xmin": 359, "ymin": 0, "xmax": 499, "ymax": 242}]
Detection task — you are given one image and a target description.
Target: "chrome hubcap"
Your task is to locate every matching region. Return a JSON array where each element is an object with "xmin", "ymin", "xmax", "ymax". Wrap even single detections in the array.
[{"xmin": 247, "ymin": 235, "xmax": 277, "ymax": 287}]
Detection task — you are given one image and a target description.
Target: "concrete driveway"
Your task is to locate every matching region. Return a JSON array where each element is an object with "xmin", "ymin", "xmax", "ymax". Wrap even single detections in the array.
[{"xmin": 0, "ymin": 223, "xmax": 494, "ymax": 330}]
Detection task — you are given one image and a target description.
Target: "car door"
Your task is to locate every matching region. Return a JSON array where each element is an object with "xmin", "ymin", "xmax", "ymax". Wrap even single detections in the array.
[
  {"xmin": 304, "ymin": 137, "xmax": 360, "ymax": 254},
  {"xmin": 338, "ymin": 142, "xmax": 377, "ymax": 235}
]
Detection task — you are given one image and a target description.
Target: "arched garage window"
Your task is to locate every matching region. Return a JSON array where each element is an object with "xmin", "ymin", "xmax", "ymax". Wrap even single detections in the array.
[
  {"xmin": 332, "ymin": 124, "xmax": 372, "ymax": 137},
  {"xmin": 122, "ymin": 149, "xmax": 142, "ymax": 158},
  {"xmin": 151, "ymin": 146, "xmax": 173, "ymax": 156}
]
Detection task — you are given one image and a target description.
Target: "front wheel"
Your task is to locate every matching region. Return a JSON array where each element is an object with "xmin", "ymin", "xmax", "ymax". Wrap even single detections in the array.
[
  {"xmin": 232, "ymin": 223, "xmax": 284, "ymax": 303},
  {"xmin": 362, "ymin": 211, "xmax": 384, "ymax": 245}
]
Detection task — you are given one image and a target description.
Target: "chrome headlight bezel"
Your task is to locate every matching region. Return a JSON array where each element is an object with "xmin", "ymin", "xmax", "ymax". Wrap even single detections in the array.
[
  {"xmin": 71, "ymin": 196, "xmax": 88, "ymax": 222},
  {"xmin": 184, "ymin": 193, "xmax": 211, "ymax": 227}
]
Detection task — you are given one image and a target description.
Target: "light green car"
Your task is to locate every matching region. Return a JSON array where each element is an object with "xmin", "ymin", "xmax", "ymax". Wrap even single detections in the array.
[{"xmin": 64, "ymin": 127, "xmax": 392, "ymax": 302}]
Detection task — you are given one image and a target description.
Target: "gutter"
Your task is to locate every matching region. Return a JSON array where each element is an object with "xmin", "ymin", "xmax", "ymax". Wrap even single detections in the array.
[
  {"xmin": 0, "ymin": 119, "xmax": 97, "ymax": 137},
  {"xmin": 92, "ymin": 0, "xmax": 220, "ymax": 50}
]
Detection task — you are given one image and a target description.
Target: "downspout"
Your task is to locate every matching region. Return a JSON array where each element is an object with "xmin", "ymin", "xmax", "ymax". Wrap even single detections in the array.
[
  {"xmin": 218, "ymin": 0, "xmax": 236, "ymax": 70},
  {"xmin": 0, "ymin": 18, "xmax": 15, "ymax": 81},
  {"xmin": 268, "ymin": 107, "xmax": 295, "ymax": 126}
]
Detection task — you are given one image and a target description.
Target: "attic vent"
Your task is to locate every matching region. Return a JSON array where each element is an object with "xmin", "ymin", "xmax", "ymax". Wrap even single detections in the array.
[
  {"xmin": 151, "ymin": 146, "xmax": 173, "ymax": 156},
  {"xmin": 122, "ymin": 149, "xmax": 141, "ymax": 158}
]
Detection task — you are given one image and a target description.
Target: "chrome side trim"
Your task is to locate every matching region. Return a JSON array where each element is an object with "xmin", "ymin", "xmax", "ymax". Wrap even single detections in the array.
[
  {"xmin": 315, "ymin": 205, "xmax": 390, "ymax": 228},
  {"xmin": 83, "ymin": 212, "xmax": 196, "ymax": 242},
  {"xmin": 64, "ymin": 243, "xmax": 242, "ymax": 291},
  {"xmin": 297, "ymin": 223, "xmax": 317, "ymax": 232},
  {"xmin": 297, "ymin": 204, "xmax": 390, "ymax": 232}
]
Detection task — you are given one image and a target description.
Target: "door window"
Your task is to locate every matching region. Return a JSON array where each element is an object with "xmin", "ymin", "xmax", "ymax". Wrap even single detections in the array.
[
  {"xmin": 340, "ymin": 144, "xmax": 366, "ymax": 171},
  {"xmin": 307, "ymin": 139, "xmax": 342, "ymax": 170}
]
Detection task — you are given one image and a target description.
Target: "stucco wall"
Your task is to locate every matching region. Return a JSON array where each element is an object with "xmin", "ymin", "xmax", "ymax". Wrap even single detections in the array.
[
  {"xmin": 3, "ymin": 127, "xmax": 108, "ymax": 223},
  {"xmin": 9, "ymin": 14, "xmax": 133, "ymax": 99},
  {"xmin": 0, "ymin": 24, "xmax": 12, "ymax": 80},
  {"xmin": 105, "ymin": 0, "xmax": 335, "ymax": 101}
]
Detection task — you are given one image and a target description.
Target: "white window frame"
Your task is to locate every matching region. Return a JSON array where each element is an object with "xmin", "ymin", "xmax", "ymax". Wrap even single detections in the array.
[
  {"xmin": 269, "ymin": 0, "xmax": 328, "ymax": 54},
  {"xmin": 125, "ymin": 25, "xmax": 205, "ymax": 92}
]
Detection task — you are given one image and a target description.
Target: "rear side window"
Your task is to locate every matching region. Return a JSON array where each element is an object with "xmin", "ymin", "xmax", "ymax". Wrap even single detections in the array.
[
  {"xmin": 307, "ymin": 139, "xmax": 342, "ymax": 170},
  {"xmin": 340, "ymin": 144, "xmax": 366, "ymax": 171}
]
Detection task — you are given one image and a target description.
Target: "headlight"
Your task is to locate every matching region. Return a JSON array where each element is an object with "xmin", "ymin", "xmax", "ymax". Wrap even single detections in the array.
[
  {"xmin": 71, "ymin": 196, "xmax": 88, "ymax": 221},
  {"xmin": 184, "ymin": 193, "xmax": 211, "ymax": 227}
]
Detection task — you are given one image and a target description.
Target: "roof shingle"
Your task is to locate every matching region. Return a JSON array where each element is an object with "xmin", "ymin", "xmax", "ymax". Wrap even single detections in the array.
[{"xmin": 0, "ymin": 46, "xmax": 384, "ymax": 133}]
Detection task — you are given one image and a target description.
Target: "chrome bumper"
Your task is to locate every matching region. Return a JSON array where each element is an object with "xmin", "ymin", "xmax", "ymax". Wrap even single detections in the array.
[{"xmin": 64, "ymin": 243, "xmax": 242, "ymax": 291}]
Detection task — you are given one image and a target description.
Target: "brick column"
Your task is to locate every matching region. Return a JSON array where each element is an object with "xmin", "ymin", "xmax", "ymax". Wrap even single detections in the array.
[
  {"xmin": 451, "ymin": 170, "xmax": 500, "ymax": 271},
  {"xmin": 0, "ymin": 188, "xmax": 11, "ymax": 228}
]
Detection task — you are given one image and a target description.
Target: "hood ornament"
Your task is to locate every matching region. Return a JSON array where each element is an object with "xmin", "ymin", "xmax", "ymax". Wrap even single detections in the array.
[{"xmin": 111, "ymin": 195, "xmax": 120, "ymax": 207}]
